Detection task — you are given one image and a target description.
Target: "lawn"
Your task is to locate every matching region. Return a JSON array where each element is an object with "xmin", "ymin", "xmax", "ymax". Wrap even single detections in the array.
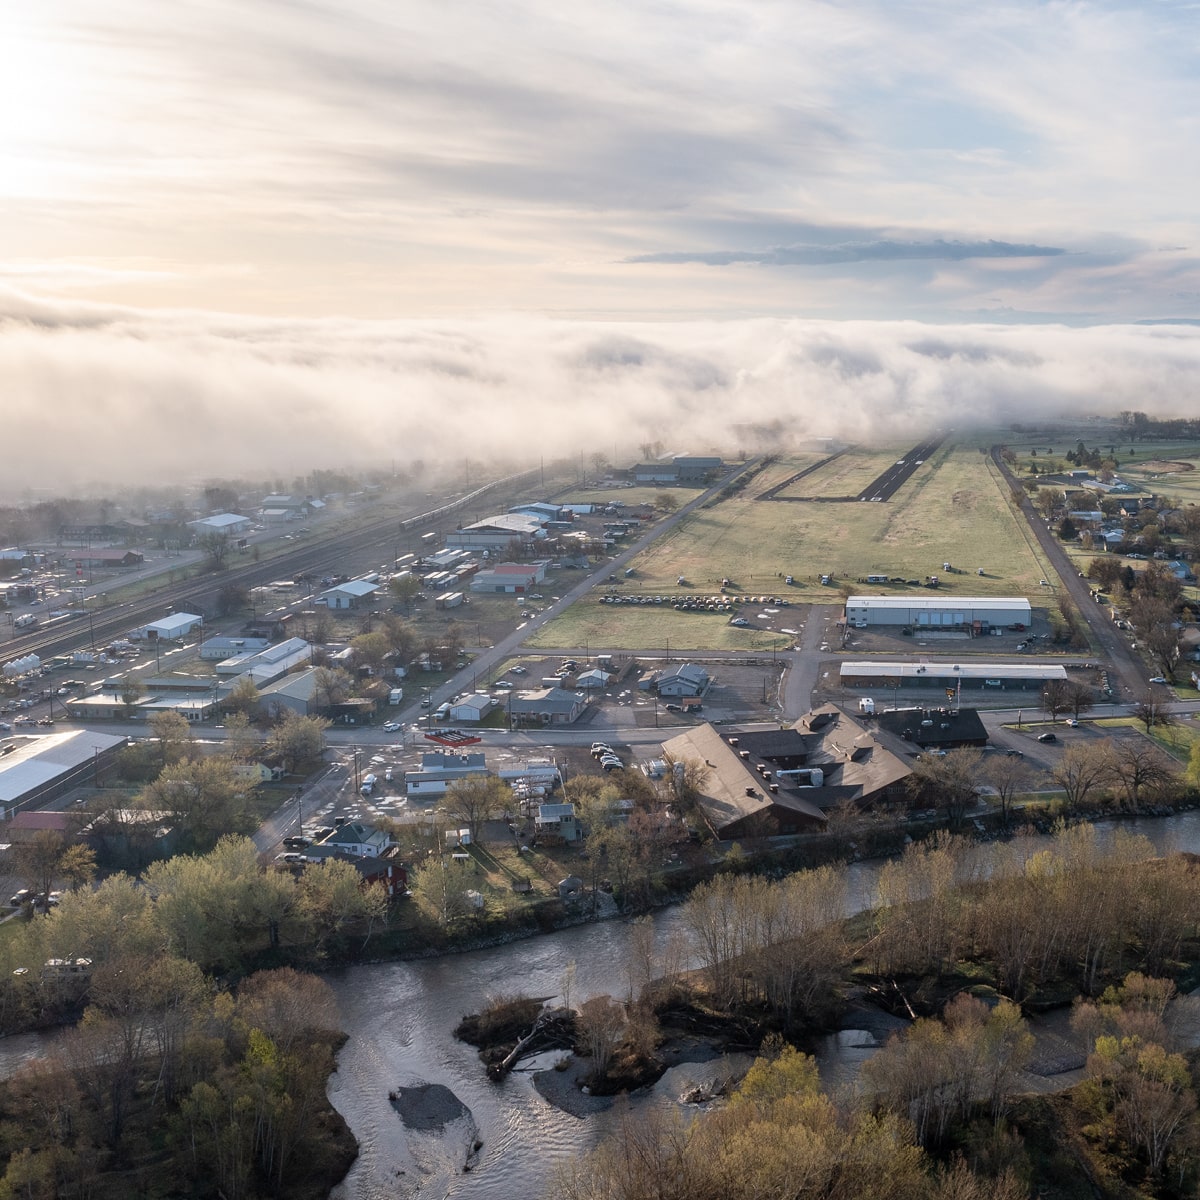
[
  {"xmin": 529, "ymin": 442, "xmax": 1056, "ymax": 650},
  {"xmin": 1093, "ymin": 715, "xmax": 1200, "ymax": 762}
]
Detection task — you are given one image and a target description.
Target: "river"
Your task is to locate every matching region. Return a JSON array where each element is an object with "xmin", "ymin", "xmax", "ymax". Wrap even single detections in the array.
[
  {"xmin": 325, "ymin": 811, "xmax": 1200, "ymax": 1200},
  {"xmin": 2, "ymin": 813, "xmax": 1198, "ymax": 1198}
]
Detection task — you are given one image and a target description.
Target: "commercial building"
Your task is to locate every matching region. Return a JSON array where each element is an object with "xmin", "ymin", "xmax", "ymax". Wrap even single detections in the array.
[
  {"xmin": 507, "ymin": 688, "xmax": 588, "ymax": 725},
  {"xmin": 187, "ymin": 513, "xmax": 252, "ymax": 536},
  {"xmin": 405, "ymin": 750, "xmax": 489, "ymax": 798},
  {"xmin": 444, "ymin": 513, "xmax": 545, "ymax": 551},
  {"xmin": 0, "ymin": 731, "xmax": 127, "ymax": 819},
  {"xmin": 662, "ymin": 705, "xmax": 912, "ymax": 841},
  {"xmin": 318, "ymin": 579, "xmax": 380, "ymax": 610},
  {"xmin": 134, "ymin": 612, "xmax": 204, "ymax": 641},
  {"xmin": 215, "ymin": 636, "xmax": 312, "ymax": 684},
  {"xmin": 844, "ymin": 596, "xmax": 1032, "ymax": 629},
  {"xmin": 840, "ymin": 661, "xmax": 1067, "ymax": 691}
]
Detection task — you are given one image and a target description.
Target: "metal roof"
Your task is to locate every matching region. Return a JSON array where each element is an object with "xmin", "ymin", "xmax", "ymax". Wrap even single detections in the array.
[
  {"xmin": 845, "ymin": 596, "xmax": 1031, "ymax": 612},
  {"xmin": 841, "ymin": 661, "xmax": 1067, "ymax": 681}
]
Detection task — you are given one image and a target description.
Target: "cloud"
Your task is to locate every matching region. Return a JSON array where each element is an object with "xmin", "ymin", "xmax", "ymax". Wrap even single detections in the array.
[
  {"xmin": 626, "ymin": 239, "xmax": 1067, "ymax": 267},
  {"xmin": 2, "ymin": 289, "xmax": 1200, "ymax": 497}
]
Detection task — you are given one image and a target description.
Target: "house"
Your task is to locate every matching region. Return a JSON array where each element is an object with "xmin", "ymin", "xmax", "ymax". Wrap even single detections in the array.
[
  {"xmin": 258, "ymin": 495, "xmax": 308, "ymax": 523},
  {"xmin": 5, "ymin": 809, "xmax": 72, "ymax": 843},
  {"xmin": 68, "ymin": 550, "xmax": 145, "ymax": 570},
  {"xmin": 535, "ymin": 802, "xmax": 582, "ymax": 844},
  {"xmin": 306, "ymin": 821, "xmax": 392, "ymax": 859},
  {"xmin": 654, "ymin": 663, "xmax": 710, "ymax": 697},
  {"xmin": 449, "ymin": 693, "xmax": 496, "ymax": 723},
  {"xmin": 575, "ymin": 669, "xmax": 611, "ymax": 690},
  {"xmin": 509, "ymin": 502, "xmax": 568, "ymax": 522},
  {"xmin": 187, "ymin": 513, "xmax": 252, "ymax": 537},
  {"xmin": 405, "ymin": 750, "xmax": 489, "ymax": 797},
  {"xmin": 634, "ymin": 462, "xmax": 680, "ymax": 484},
  {"xmin": 672, "ymin": 455, "xmax": 724, "ymax": 481},
  {"xmin": 319, "ymin": 579, "xmax": 380, "ymax": 610},
  {"xmin": 557, "ymin": 874, "xmax": 585, "ymax": 899},
  {"xmin": 508, "ymin": 688, "xmax": 588, "ymax": 725}
]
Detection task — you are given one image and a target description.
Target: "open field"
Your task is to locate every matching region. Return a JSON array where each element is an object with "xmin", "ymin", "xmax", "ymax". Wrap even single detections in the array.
[
  {"xmin": 524, "ymin": 603, "xmax": 794, "ymax": 652},
  {"xmin": 529, "ymin": 442, "xmax": 1059, "ymax": 650},
  {"xmin": 773, "ymin": 447, "xmax": 925, "ymax": 499}
]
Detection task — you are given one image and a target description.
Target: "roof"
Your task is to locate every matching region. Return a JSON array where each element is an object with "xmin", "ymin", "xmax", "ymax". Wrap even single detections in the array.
[
  {"xmin": 9, "ymin": 810, "xmax": 71, "ymax": 832},
  {"xmin": 510, "ymin": 688, "xmax": 585, "ymax": 714},
  {"xmin": 537, "ymin": 803, "xmax": 576, "ymax": 821},
  {"xmin": 657, "ymin": 663, "xmax": 709, "ymax": 686},
  {"xmin": 845, "ymin": 596, "xmax": 1032, "ymax": 612},
  {"xmin": 189, "ymin": 512, "xmax": 250, "ymax": 529},
  {"xmin": 0, "ymin": 731, "xmax": 127, "ymax": 805},
  {"xmin": 841, "ymin": 661, "xmax": 1068, "ymax": 682},
  {"xmin": 460, "ymin": 513, "xmax": 543, "ymax": 534},
  {"xmin": 324, "ymin": 579, "xmax": 378, "ymax": 598},
  {"xmin": 322, "ymin": 822, "xmax": 390, "ymax": 847},
  {"xmin": 144, "ymin": 612, "xmax": 203, "ymax": 636},
  {"xmin": 258, "ymin": 666, "xmax": 319, "ymax": 702}
]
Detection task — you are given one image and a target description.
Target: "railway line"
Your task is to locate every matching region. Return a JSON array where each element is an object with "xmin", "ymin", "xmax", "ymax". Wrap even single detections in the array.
[{"xmin": 3, "ymin": 468, "xmax": 538, "ymax": 666}]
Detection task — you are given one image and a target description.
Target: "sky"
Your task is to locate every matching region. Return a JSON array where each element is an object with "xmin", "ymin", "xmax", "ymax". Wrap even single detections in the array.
[{"xmin": 4, "ymin": 1, "xmax": 1200, "ymax": 491}]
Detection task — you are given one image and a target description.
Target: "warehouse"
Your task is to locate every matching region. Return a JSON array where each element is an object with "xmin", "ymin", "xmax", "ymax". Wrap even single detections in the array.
[
  {"xmin": 840, "ymin": 661, "xmax": 1067, "ymax": 691},
  {"xmin": 0, "ymin": 730, "xmax": 128, "ymax": 819},
  {"xmin": 844, "ymin": 596, "xmax": 1031, "ymax": 629}
]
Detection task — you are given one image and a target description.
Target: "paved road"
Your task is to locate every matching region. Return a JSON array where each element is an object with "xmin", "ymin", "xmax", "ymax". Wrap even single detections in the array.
[
  {"xmin": 390, "ymin": 461, "xmax": 765, "ymax": 727},
  {"xmin": 991, "ymin": 448, "xmax": 1158, "ymax": 703}
]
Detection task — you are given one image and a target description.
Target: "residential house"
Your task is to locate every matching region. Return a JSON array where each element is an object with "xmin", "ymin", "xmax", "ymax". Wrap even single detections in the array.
[
  {"xmin": 654, "ymin": 663, "xmax": 710, "ymax": 697},
  {"xmin": 535, "ymin": 802, "xmax": 582, "ymax": 844},
  {"xmin": 319, "ymin": 579, "xmax": 380, "ymax": 610},
  {"xmin": 507, "ymin": 688, "xmax": 588, "ymax": 725}
]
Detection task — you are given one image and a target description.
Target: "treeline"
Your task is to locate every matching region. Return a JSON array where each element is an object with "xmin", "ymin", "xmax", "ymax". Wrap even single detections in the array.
[
  {"xmin": 0, "ymin": 836, "xmax": 386, "ymax": 1034},
  {"xmin": 551, "ymin": 829, "xmax": 1200, "ymax": 1198},
  {"xmin": 0, "ymin": 966, "xmax": 354, "ymax": 1199}
]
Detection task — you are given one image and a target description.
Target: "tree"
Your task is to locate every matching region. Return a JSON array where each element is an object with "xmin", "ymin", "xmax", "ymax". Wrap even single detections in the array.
[
  {"xmin": 297, "ymin": 860, "xmax": 388, "ymax": 954},
  {"xmin": 215, "ymin": 582, "xmax": 250, "ymax": 615},
  {"xmin": 265, "ymin": 712, "xmax": 329, "ymax": 774},
  {"xmin": 1051, "ymin": 742, "xmax": 1115, "ymax": 811},
  {"xmin": 140, "ymin": 755, "xmax": 253, "ymax": 853},
  {"xmin": 1035, "ymin": 487, "xmax": 1059, "ymax": 519},
  {"xmin": 350, "ymin": 631, "xmax": 390, "ymax": 674},
  {"xmin": 311, "ymin": 666, "xmax": 354, "ymax": 712},
  {"xmin": 441, "ymin": 775, "xmax": 508, "ymax": 844},
  {"xmin": 1061, "ymin": 679, "xmax": 1094, "ymax": 720},
  {"xmin": 57, "ymin": 843, "xmax": 97, "ymax": 892},
  {"xmin": 1132, "ymin": 693, "xmax": 1175, "ymax": 735},
  {"xmin": 197, "ymin": 530, "xmax": 231, "ymax": 571},
  {"xmin": 388, "ymin": 573, "xmax": 421, "ymax": 609},
  {"xmin": 13, "ymin": 830, "xmax": 65, "ymax": 898},
  {"xmin": 905, "ymin": 748, "xmax": 981, "ymax": 827},
  {"xmin": 576, "ymin": 994, "xmax": 626, "ymax": 1081},
  {"xmin": 221, "ymin": 711, "xmax": 262, "ymax": 763},
  {"xmin": 149, "ymin": 710, "xmax": 194, "ymax": 766},
  {"xmin": 1108, "ymin": 739, "xmax": 1174, "ymax": 812},
  {"xmin": 119, "ymin": 675, "xmax": 145, "ymax": 717},
  {"xmin": 1057, "ymin": 515, "xmax": 1078, "ymax": 541},
  {"xmin": 653, "ymin": 492, "xmax": 680, "ymax": 514},
  {"xmin": 1041, "ymin": 679, "xmax": 1074, "ymax": 722},
  {"xmin": 409, "ymin": 855, "xmax": 473, "ymax": 927},
  {"xmin": 979, "ymin": 754, "xmax": 1033, "ymax": 828},
  {"xmin": 224, "ymin": 675, "xmax": 263, "ymax": 721},
  {"xmin": 381, "ymin": 612, "xmax": 418, "ymax": 661}
]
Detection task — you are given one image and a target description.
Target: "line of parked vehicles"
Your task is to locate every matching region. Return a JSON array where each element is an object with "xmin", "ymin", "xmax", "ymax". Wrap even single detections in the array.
[{"xmin": 591, "ymin": 742, "xmax": 625, "ymax": 771}]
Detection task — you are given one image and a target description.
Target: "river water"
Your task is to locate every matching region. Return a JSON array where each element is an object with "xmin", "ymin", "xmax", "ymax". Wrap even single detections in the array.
[
  {"xmin": 2, "ymin": 813, "xmax": 1199, "ymax": 1199},
  {"xmin": 326, "ymin": 811, "xmax": 1200, "ymax": 1200}
]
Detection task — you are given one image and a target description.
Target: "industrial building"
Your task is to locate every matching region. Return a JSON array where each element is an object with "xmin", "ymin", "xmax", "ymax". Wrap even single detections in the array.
[
  {"xmin": 844, "ymin": 596, "xmax": 1032, "ymax": 629},
  {"xmin": 0, "ymin": 731, "xmax": 128, "ymax": 820},
  {"xmin": 840, "ymin": 661, "xmax": 1067, "ymax": 691}
]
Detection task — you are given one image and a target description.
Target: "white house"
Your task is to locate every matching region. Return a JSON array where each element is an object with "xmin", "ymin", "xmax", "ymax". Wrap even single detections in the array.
[
  {"xmin": 307, "ymin": 822, "xmax": 392, "ymax": 858},
  {"xmin": 655, "ymin": 664, "xmax": 710, "ymax": 697},
  {"xmin": 448, "ymin": 693, "xmax": 497, "ymax": 722}
]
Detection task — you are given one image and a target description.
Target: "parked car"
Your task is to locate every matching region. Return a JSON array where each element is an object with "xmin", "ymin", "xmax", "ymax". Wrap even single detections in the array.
[
  {"xmin": 1037, "ymin": 732, "xmax": 1057, "ymax": 743},
  {"xmin": 510, "ymin": 666, "xmax": 528, "ymax": 675},
  {"xmin": 381, "ymin": 721, "xmax": 401, "ymax": 732},
  {"xmin": 9, "ymin": 890, "xmax": 31, "ymax": 908},
  {"xmin": 283, "ymin": 836, "xmax": 311, "ymax": 849},
  {"xmin": 1066, "ymin": 718, "xmax": 1079, "ymax": 727},
  {"xmin": 730, "ymin": 617, "xmax": 751, "ymax": 627},
  {"xmin": 1149, "ymin": 676, "xmax": 1167, "ymax": 684},
  {"xmin": 664, "ymin": 702, "xmax": 682, "ymax": 712}
]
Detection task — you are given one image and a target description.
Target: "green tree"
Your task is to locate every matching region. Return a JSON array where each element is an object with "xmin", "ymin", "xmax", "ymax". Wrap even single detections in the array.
[
  {"xmin": 149, "ymin": 710, "xmax": 194, "ymax": 766},
  {"xmin": 140, "ymin": 755, "xmax": 252, "ymax": 853},
  {"xmin": 441, "ymin": 774, "xmax": 508, "ymax": 844},
  {"xmin": 118, "ymin": 675, "xmax": 145, "ymax": 717},
  {"xmin": 224, "ymin": 674, "xmax": 263, "ymax": 721},
  {"xmin": 350, "ymin": 630, "xmax": 390, "ymax": 674},
  {"xmin": 265, "ymin": 712, "xmax": 330, "ymax": 774}
]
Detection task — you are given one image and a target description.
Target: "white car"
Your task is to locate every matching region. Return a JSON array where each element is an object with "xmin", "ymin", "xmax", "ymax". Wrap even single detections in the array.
[
  {"xmin": 381, "ymin": 721, "xmax": 401, "ymax": 732},
  {"xmin": 730, "ymin": 617, "xmax": 751, "ymax": 627},
  {"xmin": 1149, "ymin": 676, "xmax": 1167, "ymax": 684}
]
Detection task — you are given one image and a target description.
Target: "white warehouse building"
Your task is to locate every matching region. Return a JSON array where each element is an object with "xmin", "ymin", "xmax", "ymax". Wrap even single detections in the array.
[{"xmin": 844, "ymin": 596, "xmax": 1032, "ymax": 629}]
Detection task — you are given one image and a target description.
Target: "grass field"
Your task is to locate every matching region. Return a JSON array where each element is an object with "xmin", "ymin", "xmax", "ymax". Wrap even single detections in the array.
[
  {"xmin": 561, "ymin": 485, "xmax": 704, "ymax": 509},
  {"xmin": 775, "ymin": 448, "xmax": 920, "ymax": 499},
  {"xmin": 529, "ymin": 441, "xmax": 1058, "ymax": 649}
]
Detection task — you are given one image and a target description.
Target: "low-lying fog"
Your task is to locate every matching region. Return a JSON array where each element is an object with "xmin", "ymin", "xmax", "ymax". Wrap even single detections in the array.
[{"xmin": 3, "ymin": 288, "xmax": 1197, "ymax": 495}]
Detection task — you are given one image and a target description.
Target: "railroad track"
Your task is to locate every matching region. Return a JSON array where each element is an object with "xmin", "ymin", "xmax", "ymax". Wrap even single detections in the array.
[{"xmin": 3, "ymin": 467, "xmax": 539, "ymax": 665}]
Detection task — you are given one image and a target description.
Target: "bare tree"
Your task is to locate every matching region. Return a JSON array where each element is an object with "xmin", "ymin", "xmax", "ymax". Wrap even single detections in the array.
[
  {"xmin": 1041, "ymin": 679, "xmax": 1074, "ymax": 722},
  {"xmin": 577, "ymin": 995, "xmax": 626, "ymax": 1081},
  {"xmin": 1132, "ymin": 693, "xmax": 1175, "ymax": 735},
  {"xmin": 441, "ymin": 775, "xmax": 508, "ymax": 844},
  {"xmin": 905, "ymin": 748, "xmax": 981, "ymax": 828},
  {"xmin": 979, "ymin": 754, "xmax": 1034, "ymax": 828},
  {"xmin": 1108, "ymin": 739, "xmax": 1175, "ymax": 812},
  {"xmin": 1051, "ymin": 741, "xmax": 1115, "ymax": 810}
]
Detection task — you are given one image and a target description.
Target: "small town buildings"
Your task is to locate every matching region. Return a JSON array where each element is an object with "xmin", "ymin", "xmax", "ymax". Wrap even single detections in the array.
[
  {"xmin": 307, "ymin": 822, "xmax": 392, "ymax": 858},
  {"xmin": 507, "ymin": 688, "xmax": 588, "ymax": 725},
  {"xmin": 574, "ymin": 668, "xmax": 611, "ymax": 690},
  {"xmin": 200, "ymin": 636, "xmax": 271, "ymax": 661},
  {"xmin": 469, "ymin": 561, "xmax": 549, "ymax": 593},
  {"xmin": 319, "ymin": 579, "xmax": 380, "ymax": 610},
  {"xmin": 187, "ymin": 513, "xmax": 252, "ymax": 536},
  {"xmin": 68, "ymin": 549, "xmax": 145, "ymax": 570},
  {"xmin": 257, "ymin": 667, "xmax": 320, "ymax": 717},
  {"xmin": 872, "ymin": 707, "xmax": 989, "ymax": 750},
  {"xmin": 844, "ymin": 596, "xmax": 1032, "ymax": 629}
]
